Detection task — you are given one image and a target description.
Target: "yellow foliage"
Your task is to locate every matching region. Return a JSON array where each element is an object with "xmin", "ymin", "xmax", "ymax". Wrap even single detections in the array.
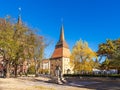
[{"xmin": 70, "ymin": 40, "xmax": 97, "ymax": 73}]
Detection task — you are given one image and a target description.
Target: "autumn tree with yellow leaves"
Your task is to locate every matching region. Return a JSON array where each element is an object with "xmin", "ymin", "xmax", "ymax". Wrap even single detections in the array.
[
  {"xmin": 0, "ymin": 16, "xmax": 46, "ymax": 78},
  {"xmin": 70, "ymin": 40, "xmax": 98, "ymax": 74}
]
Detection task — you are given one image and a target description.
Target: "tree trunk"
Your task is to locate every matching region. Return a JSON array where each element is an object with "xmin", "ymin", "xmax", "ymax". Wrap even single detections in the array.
[
  {"xmin": 35, "ymin": 64, "xmax": 39, "ymax": 77},
  {"xmin": 5, "ymin": 61, "xmax": 10, "ymax": 78},
  {"xmin": 14, "ymin": 64, "xmax": 18, "ymax": 78},
  {"xmin": 35, "ymin": 71, "xmax": 39, "ymax": 77},
  {"xmin": 35, "ymin": 61, "xmax": 40, "ymax": 77}
]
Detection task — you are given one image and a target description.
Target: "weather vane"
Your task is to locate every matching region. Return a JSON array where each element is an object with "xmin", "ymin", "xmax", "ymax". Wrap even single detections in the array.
[
  {"xmin": 18, "ymin": 7, "xmax": 21, "ymax": 11},
  {"xmin": 18, "ymin": 7, "xmax": 21, "ymax": 16}
]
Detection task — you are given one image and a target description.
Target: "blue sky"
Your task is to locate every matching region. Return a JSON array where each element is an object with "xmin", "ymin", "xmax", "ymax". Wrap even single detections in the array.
[{"xmin": 0, "ymin": 0, "xmax": 120, "ymax": 58}]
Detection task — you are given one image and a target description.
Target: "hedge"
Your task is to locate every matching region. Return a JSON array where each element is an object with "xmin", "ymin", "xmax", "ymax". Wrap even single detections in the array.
[{"xmin": 63, "ymin": 74, "xmax": 120, "ymax": 78}]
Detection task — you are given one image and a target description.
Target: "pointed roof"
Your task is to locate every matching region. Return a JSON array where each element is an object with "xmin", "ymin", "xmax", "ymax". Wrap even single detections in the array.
[
  {"xmin": 17, "ymin": 15, "xmax": 22, "ymax": 25},
  {"xmin": 56, "ymin": 25, "xmax": 69, "ymax": 49},
  {"xmin": 51, "ymin": 25, "xmax": 70, "ymax": 59},
  {"xmin": 59, "ymin": 24, "xmax": 65, "ymax": 42}
]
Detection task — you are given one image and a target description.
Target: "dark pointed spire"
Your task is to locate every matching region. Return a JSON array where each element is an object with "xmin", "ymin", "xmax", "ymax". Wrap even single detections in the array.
[
  {"xmin": 59, "ymin": 24, "xmax": 65, "ymax": 42},
  {"xmin": 55, "ymin": 24, "xmax": 69, "ymax": 49},
  {"xmin": 17, "ymin": 15, "xmax": 22, "ymax": 25},
  {"xmin": 51, "ymin": 24, "xmax": 70, "ymax": 59},
  {"xmin": 17, "ymin": 7, "xmax": 22, "ymax": 25}
]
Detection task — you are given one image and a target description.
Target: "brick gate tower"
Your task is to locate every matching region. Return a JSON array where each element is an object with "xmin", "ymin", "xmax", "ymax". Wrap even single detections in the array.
[{"xmin": 50, "ymin": 25, "xmax": 72, "ymax": 76}]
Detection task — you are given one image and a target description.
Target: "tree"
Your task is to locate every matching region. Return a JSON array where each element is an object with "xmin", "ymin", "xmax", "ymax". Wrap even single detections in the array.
[
  {"xmin": 0, "ymin": 16, "xmax": 46, "ymax": 77},
  {"xmin": 34, "ymin": 36, "xmax": 45, "ymax": 77},
  {"xmin": 70, "ymin": 39, "xmax": 97, "ymax": 74},
  {"xmin": 11, "ymin": 23, "xmax": 34, "ymax": 77},
  {"xmin": 97, "ymin": 39, "xmax": 116, "ymax": 61},
  {"xmin": 100, "ymin": 58, "xmax": 110, "ymax": 70},
  {"xmin": 97, "ymin": 39, "xmax": 120, "ymax": 73},
  {"xmin": 0, "ymin": 18, "xmax": 14, "ymax": 78}
]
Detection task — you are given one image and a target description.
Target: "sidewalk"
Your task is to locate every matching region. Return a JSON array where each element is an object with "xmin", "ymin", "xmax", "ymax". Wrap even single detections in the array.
[{"xmin": 0, "ymin": 77, "xmax": 90, "ymax": 90}]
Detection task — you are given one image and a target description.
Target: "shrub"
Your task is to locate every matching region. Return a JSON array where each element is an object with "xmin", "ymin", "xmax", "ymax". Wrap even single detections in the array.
[
  {"xmin": 28, "ymin": 65, "xmax": 35, "ymax": 74},
  {"xmin": 39, "ymin": 69, "xmax": 49, "ymax": 74}
]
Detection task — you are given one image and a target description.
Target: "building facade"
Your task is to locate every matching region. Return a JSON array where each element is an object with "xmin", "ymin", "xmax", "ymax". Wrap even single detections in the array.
[
  {"xmin": 50, "ymin": 25, "xmax": 72, "ymax": 76},
  {"xmin": 40, "ymin": 59, "xmax": 50, "ymax": 74}
]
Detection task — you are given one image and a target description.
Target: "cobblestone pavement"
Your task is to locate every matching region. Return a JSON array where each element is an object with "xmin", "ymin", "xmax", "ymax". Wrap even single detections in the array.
[
  {"xmin": 65, "ymin": 77, "xmax": 120, "ymax": 90},
  {"xmin": 80, "ymin": 80, "xmax": 120, "ymax": 90},
  {"xmin": 0, "ymin": 77, "xmax": 89, "ymax": 90},
  {"xmin": 0, "ymin": 77, "xmax": 120, "ymax": 90}
]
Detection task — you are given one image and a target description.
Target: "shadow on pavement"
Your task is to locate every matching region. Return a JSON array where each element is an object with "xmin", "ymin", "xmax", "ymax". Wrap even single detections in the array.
[{"xmin": 18, "ymin": 76, "xmax": 120, "ymax": 90}]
